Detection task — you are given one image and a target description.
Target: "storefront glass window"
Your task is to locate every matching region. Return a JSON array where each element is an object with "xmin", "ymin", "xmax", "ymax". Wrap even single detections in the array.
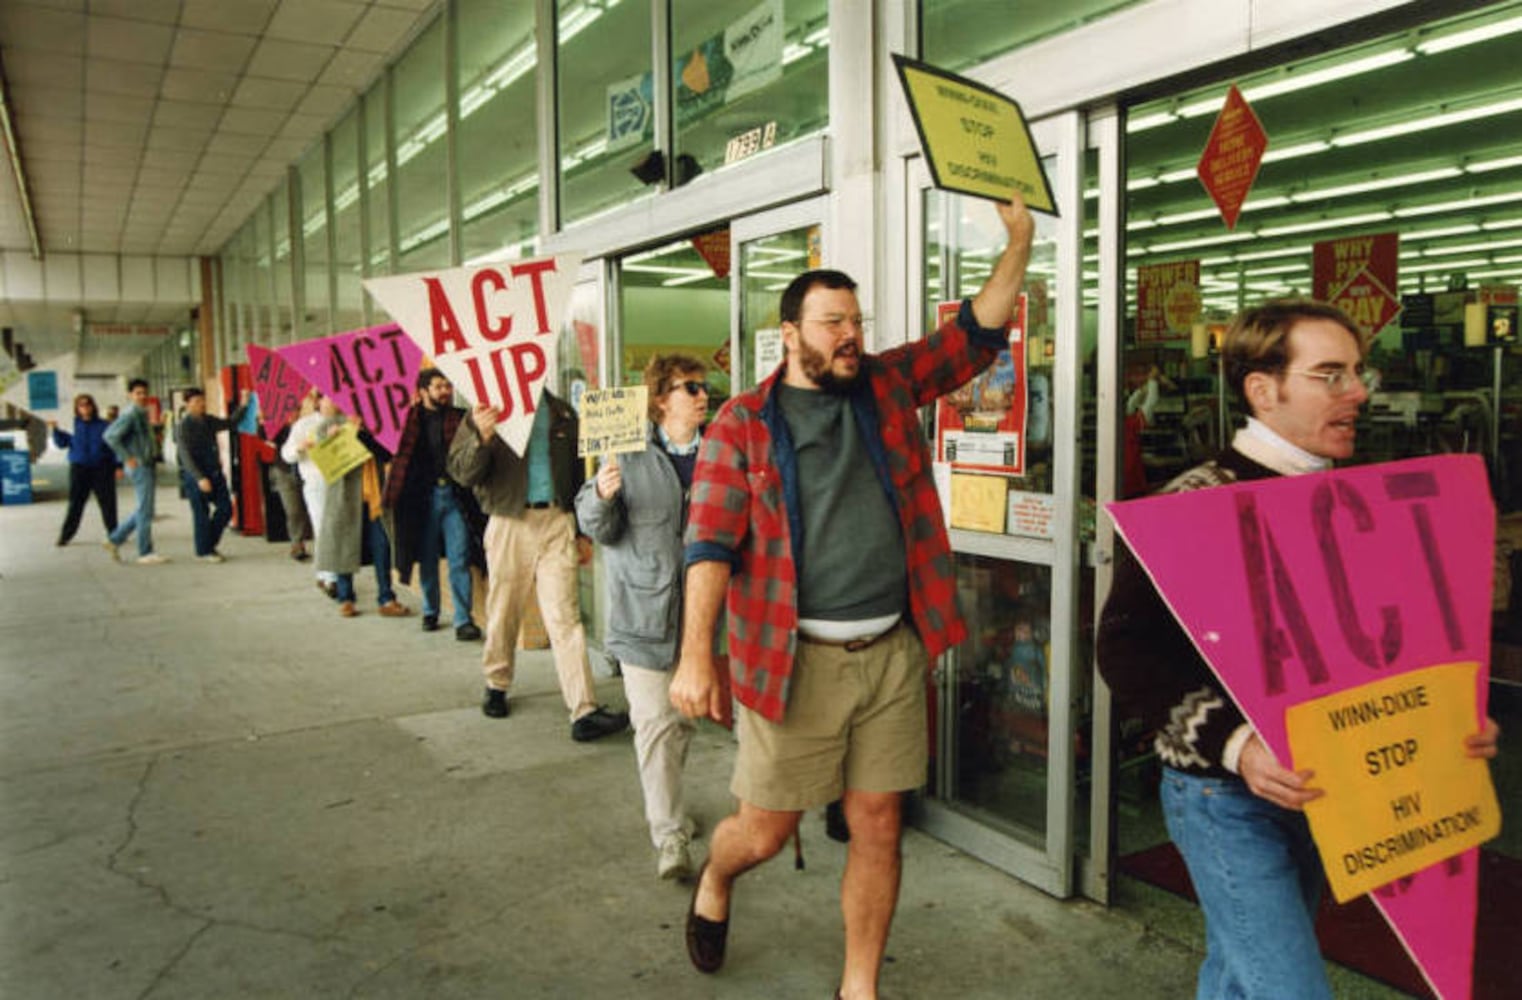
[
  {"xmin": 556, "ymin": 0, "xmax": 655, "ymax": 224},
  {"xmin": 330, "ymin": 111, "xmax": 364, "ymax": 332},
  {"xmin": 621, "ymin": 235, "xmax": 730, "ymax": 398},
  {"xmin": 270, "ymin": 182, "xmax": 295, "ymax": 343},
  {"xmin": 393, "ymin": 17, "xmax": 450, "ymax": 271},
  {"xmin": 363, "ymin": 82, "xmax": 391, "ymax": 278},
  {"xmin": 920, "ymin": 0, "xmax": 1142, "ymax": 72},
  {"xmin": 458, "ymin": 0, "xmax": 539, "ymax": 264},
  {"xmin": 296, "ymin": 143, "xmax": 329, "ymax": 337},
  {"xmin": 671, "ymin": 0, "xmax": 829, "ymax": 180}
]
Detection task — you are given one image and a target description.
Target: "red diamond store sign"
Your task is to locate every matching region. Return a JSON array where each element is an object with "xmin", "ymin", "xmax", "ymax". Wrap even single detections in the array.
[{"xmin": 1196, "ymin": 85, "xmax": 1268, "ymax": 231}]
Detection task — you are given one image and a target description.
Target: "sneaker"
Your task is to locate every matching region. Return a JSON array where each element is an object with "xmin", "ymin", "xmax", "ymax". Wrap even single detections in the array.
[
  {"xmin": 102, "ymin": 540, "xmax": 120, "ymax": 562},
  {"xmin": 571, "ymin": 706, "xmax": 630, "ymax": 743},
  {"xmin": 339, "ymin": 601, "xmax": 358, "ymax": 617},
  {"xmin": 198, "ymin": 553, "xmax": 225, "ymax": 564},
  {"xmin": 421, "ymin": 615, "xmax": 440, "ymax": 632},
  {"xmin": 481, "ymin": 687, "xmax": 510, "ymax": 719},
  {"xmin": 657, "ymin": 831, "xmax": 694, "ymax": 881},
  {"xmin": 455, "ymin": 622, "xmax": 482, "ymax": 642},
  {"xmin": 136, "ymin": 553, "xmax": 170, "ymax": 565},
  {"xmin": 377, "ymin": 601, "xmax": 411, "ymax": 618}
]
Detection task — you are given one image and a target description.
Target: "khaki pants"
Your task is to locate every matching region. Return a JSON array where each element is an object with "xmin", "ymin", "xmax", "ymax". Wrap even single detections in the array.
[
  {"xmin": 622, "ymin": 663, "xmax": 696, "ymax": 847},
  {"xmin": 482, "ymin": 509, "xmax": 596, "ymax": 720}
]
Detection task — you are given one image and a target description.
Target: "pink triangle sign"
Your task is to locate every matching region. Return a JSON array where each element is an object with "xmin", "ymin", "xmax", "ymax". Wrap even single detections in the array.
[
  {"xmin": 245, "ymin": 344, "xmax": 313, "ymax": 441},
  {"xmin": 274, "ymin": 323, "xmax": 424, "ymax": 455},
  {"xmin": 1108, "ymin": 454, "xmax": 1496, "ymax": 1000}
]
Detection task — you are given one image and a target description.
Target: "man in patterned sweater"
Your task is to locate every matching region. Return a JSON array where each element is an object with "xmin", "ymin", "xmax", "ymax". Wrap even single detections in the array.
[
  {"xmin": 670, "ymin": 195, "xmax": 1034, "ymax": 999},
  {"xmin": 1098, "ymin": 299, "xmax": 1500, "ymax": 1000}
]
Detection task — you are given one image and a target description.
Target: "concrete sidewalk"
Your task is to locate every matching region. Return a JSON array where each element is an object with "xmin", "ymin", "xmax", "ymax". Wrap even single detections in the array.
[{"xmin": 0, "ymin": 473, "xmax": 1379, "ymax": 998}]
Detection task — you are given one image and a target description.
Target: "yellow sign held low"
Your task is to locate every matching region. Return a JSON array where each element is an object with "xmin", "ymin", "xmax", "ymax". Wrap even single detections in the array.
[
  {"xmin": 1287, "ymin": 662, "xmax": 1501, "ymax": 903},
  {"xmin": 309, "ymin": 421, "xmax": 372, "ymax": 485},
  {"xmin": 892, "ymin": 54, "xmax": 1057, "ymax": 215}
]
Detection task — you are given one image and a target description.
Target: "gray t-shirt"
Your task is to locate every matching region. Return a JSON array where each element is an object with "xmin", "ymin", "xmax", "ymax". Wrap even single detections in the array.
[{"xmin": 776, "ymin": 383, "xmax": 906, "ymax": 621}]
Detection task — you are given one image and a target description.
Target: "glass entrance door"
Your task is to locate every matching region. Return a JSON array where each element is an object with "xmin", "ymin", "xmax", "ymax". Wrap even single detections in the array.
[
  {"xmin": 909, "ymin": 111, "xmax": 1088, "ymax": 899},
  {"xmin": 730, "ymin": 197, "xmax": 827, "ymax": 393}
]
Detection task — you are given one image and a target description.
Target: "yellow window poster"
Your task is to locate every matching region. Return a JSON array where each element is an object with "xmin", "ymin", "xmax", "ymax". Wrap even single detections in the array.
[
  {"xmin": 309, "ymin": 422, "xmax": 372, "ymax": 485},
  {"xmin": 578, "ymin": 385, "xmax": 649, "ymax": 457},
  {"xmin": 1287, "ymin": 662, "xmax": 1501, "ymax": 903},
  {"xmin": 892, "ymin": 54, "xmax": 1057, "ymax": 214},
  {"xmin": 949, "ymin": 472, "xmax": 1006, "ymax": 533}
]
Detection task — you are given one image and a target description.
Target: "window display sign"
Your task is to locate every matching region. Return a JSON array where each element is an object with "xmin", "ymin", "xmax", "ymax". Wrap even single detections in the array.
[
  {"xmin": 1108, "ymin": 453, "xmax": 1497, "ymax": 1000},
  {"xmin": 891, "ymin": 54, "xmax": 1057, "ymax": 214},
  {"xmin": 936, "ymin": 297, "xmax": 1027, "ymax": 476},
  {"xmin": 1136, "ymin": 260, "xmax": 1202, "ymax": 341},
  {"xmin": 1314, "ymin": 233, "xmax": 1401, "ymax": 336},
  {"xmin": 1195, "ymin": 85, "xmax": 1268, "ymax": 231},
  {"xmin": 364, "ymin": 254, "xmax": 582, "ymax": 456},
  {"xmin": 690, "ymin": 227, "xmax": 731, "ymax": 279},
  {"xmin": 0, "ymin": 352, "xmax": 75, "ymax": 420},
  {"xmin": 275, "ymin": 323, "xmax": 425, "ymax": 455}
]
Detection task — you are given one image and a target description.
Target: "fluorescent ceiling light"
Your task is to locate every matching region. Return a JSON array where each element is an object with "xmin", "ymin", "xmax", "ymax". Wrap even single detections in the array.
[
  {"xmin": 1415, "ymin": 237, "xmax": 1522, "ymax": 257},
  {"xmin": 1394, "ymin": 192, "xmax": 1522, "ymax": 217},
  {"xmin": 1260, "ymin": 141, "xmax": 1330, "ymax": 165},
  {"xmin": 1243, "ymin": 263, "xmax": 1307, "ymax": 276},
  {"xmin": 1176, "ymin": 50, "xmax": 1415, "ymax": 118},
  {"xmin": 1146, "ymin": 232, "xmax": 1256, "ymax": 252},
  {"xmin": 1469, "ymin": 268, "xmax": 1522, "ymax": 280},
  {"xmin": 1159, "ymin": 167, "xmax": 1196, "ymax": 184},
  {"xmin": 1289, "ymin": 167, "xmax": 1461, "ymax": 202},
  {"xmin": 1483, "ymin": 217, "xmax": 1522, "ymax": 230},
  {"xmin": 1258, "ymin": 211, "xmax": 1392, "ymax": 236},
  {"xmin": 1416, "ymin": 14, "xmax": 1522, "ymax": 54},
  {"xmin": 1125, "ymin": 111, "xmax": 1177, "ymax": 134},
  {"xmin": 1491, "ymin": 253, "xmax": 1522, "ymax": 264},
  {"xmin": 1331, "ymin": 98, "xmax": 1522, "ymax": 147},
  {"xmin": 1406, "ymin": 223, "xmax": 1481, "ymax": 239},
  {"xmin": 1403, "ymin": 257, "xmax": 1491, "ymax": 273},
  {"xmin": 662, "ymin": 271, "xmax": 719, "ymax": 287},
  {"xmin": 1466, "ymin": 154, "xmax": 1522, "ymax": 173},
  {"xmin": 1241, "ymin": 196, "xmax": 1291, "ymax": 212},
  {"xmin": 1155, "ymin": 208, "xmax": 1220, "ymax": 225},
  {"xmin": 1232, "ymin": 245, "xmax": 1311, "ymax": 262}
]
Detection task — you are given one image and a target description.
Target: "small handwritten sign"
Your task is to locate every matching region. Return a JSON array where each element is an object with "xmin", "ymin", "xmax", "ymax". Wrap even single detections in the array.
[{"xmin": 578, "ymin": 386, "xmax": 649, "ymax": 457}]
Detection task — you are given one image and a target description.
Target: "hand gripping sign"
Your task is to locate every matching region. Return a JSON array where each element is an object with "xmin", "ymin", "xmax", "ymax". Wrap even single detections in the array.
[
  {"xmin": 364, "ymin": 254, "xmax": 582, "ymax": 455},
  {"xmin": 275, "ymin": 323, "xmax": 424, "ymax": 456},
  {"xmin": 1108, "ymin": 454, "xmax": 1500, "ymax": 1000}
]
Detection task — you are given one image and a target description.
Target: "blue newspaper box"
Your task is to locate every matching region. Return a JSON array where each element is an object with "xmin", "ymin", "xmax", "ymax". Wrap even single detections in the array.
[{"xmin": 0, "ymin": 449, "xmax": 32, "ymax": 504}]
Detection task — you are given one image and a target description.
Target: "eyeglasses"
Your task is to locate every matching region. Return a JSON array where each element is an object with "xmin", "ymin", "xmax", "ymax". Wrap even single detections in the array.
[
  {"xmin": 803, "ymin": 314, "xmax": 869, "ymax": 334},
  {"xmin": 1285, "ymin": 367, "xmax": 1369, "ymax": 396},
  {"xmin": 672, "ymin": 380, "xmax": 710, "ymax": 397}
]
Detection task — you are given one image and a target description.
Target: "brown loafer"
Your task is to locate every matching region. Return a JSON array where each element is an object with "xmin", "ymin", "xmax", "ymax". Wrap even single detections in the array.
[
  {"xmin": 685, "ymin": 861, "xmax": 728, "ymax": 974},
  {"xmin": 377, "ymin": 601, "xmax": 411, "ymax": 618},
  {"xmin": 339, "ymin": 601, "xmax": 358, "ymax": 617}
]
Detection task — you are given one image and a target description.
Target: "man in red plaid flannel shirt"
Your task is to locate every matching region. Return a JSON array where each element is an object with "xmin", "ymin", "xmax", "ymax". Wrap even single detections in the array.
[{"xmin": 672, "ymin": 194, "xmax": 1035, "ymax": 998}]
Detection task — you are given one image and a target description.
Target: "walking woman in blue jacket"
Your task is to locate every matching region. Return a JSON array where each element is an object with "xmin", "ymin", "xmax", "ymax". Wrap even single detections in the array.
[{"xmin": 49, "ymin": 393, "xmax": 119, "ymax": 546}]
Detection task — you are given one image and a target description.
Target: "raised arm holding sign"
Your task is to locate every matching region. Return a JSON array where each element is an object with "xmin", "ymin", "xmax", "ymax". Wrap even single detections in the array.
[{"xmin": 1098, "ymin": 298, "xmax": 1500, "ymax": 1000}]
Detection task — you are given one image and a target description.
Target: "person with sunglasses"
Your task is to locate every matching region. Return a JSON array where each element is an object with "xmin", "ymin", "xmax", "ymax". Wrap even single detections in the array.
[
  {"xmin": 672, "ymin": 193, "xmax": 1036, "ymax": 999},
  {"xmin": 1098, "ymin": 298, "xmax": 1500, "ymax": 1000},
  {"xmin": 576, "ymin": 353, "xmax": 711, "ymax": 880}
]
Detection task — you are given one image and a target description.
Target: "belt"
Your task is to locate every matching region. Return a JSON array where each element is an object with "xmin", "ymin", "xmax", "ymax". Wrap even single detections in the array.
[
  {"xmin": 526, "ymin": 501, "xmax": 554, "ymax": 509},
  {"xmin": 798, "ymin": 620, "xmax": 903, "ymax": 653}
]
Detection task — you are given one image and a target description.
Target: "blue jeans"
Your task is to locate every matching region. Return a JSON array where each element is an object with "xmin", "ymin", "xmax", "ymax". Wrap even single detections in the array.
[
  {"xmin": 1160, "ymin": 768, "xmax": 1332, "ymax": 1000},
  {"xmin": 367, "ymin": 516, "xmax": 395, "ymax": 606},
  {"xmin": 418, "ymin": 484, "xmax": 472, "ymax": 626},
  {"xmin": 182, "ymin": 468, "xmax": 233, "ymax": 556},
  {"xmin": 335, "ymin": 573, "xmax": 356, "ymax": 603},
  {"xmin": 109, "ymin": 462, "xmax": 156, "ymax": 557}
]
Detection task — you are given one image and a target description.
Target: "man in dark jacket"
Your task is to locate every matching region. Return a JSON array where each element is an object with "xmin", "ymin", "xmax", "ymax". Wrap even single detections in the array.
[
  {"xmin": 448, "ymin": 387, "xmax": 628, "ymax": 743},
  {"xmin": 175, "ymin": 386, "xmax": 249, "ymax": 562},
  {"xmin": 383, "ymin": 368, "xmax": 482, "ymax": 639}
]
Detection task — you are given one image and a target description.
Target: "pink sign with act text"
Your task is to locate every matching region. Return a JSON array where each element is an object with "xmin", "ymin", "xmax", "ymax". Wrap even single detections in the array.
[
  {"xmin": 1108, "ymin": 454, "xmax": 1498, "ymax": 1000},
  {"xmin": 275, "ymin": 323, "xmax": 424, "ymax": 455}
]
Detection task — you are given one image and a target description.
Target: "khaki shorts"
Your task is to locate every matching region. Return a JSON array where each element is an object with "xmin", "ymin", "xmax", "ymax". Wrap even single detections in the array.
[{"xmin": 731, "ymin": 622, "xmax": 929, "ymax": 812}]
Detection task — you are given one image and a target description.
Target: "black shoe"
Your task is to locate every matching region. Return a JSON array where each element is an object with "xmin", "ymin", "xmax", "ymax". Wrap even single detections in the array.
[
  {"xmin": 685, "ymin": 862, "xmax": 728, "ymax": 974},
  {"xmin": 481, "ymin": 688, "xmax": 509, "ymax": 718},
  {"xmin": 455, "ymin": 622, "xmax": 482, "ymax": 642},
  {"xmin": 571, "ymin": 706, "xmax": 630, "ymax": 743},
  {"xmin": 825, "ymin": 799, "xmax": 851, "ymax": 843},
  {"xmin": 421, "ymin": 615, "xmax": 440, "ymax": 632}
]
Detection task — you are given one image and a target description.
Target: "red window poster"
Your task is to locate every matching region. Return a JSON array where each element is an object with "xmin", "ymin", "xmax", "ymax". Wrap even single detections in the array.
[{"xmin": 935, "ymin": 296, "xmax": 1027, "ymax": 476}]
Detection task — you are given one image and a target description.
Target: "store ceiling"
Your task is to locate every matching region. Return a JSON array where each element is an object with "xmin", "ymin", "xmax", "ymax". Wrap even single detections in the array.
[
  {"xmin": 1115, "ymin": 4, "xmax": 1522, "ymax": 315},
  {"xmin": 0, "ymin": 0, "xmax": 438, "ymax": 370}
]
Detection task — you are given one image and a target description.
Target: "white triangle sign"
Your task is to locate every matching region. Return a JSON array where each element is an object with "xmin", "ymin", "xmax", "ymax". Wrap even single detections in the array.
[{"xmin": 364, "ymin": 253, "xmax": 582, "ymax": 455}]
